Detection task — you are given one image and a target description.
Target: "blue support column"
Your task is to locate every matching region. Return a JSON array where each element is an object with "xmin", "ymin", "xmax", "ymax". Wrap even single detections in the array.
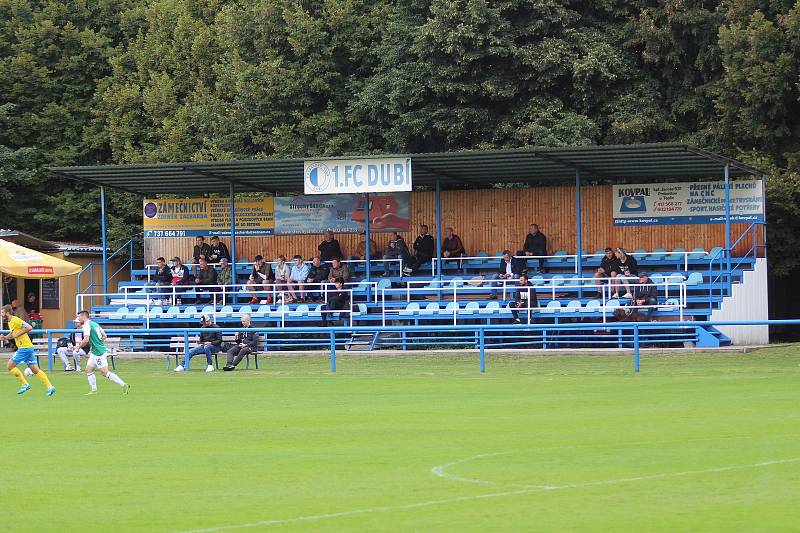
[
  {"xmin": 100, "ymin": 185, "xmax": 108, "ymax": 299},
  {"xmin": 229, "ymin": 184, "xmax": 237, "ymax": 269},
  {"xmin": 724, "ymin": 164, "xmax": 731, "ymax": 273},
  {"xmin": 364, "ymin": 193, "xmax": 371, "ymax": 281},
  {"xmin": 435, "ymin": 178, "xmax": 442, "ymax": 280},
  {"xmin": 575, "ymin": 170, "xmax": 583, "ymax": 297}
]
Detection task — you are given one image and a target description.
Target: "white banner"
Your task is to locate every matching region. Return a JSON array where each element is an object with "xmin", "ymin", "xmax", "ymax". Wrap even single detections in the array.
[
  {"xmin": 304, "ymin": 158, "xmax": 412, "ymax": 195},
  {"xmin": 612, "ymin": 178, "xmax": 764, "ymax": 226}
]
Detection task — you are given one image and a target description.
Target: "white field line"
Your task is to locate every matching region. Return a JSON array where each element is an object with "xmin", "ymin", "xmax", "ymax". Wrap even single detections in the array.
[{"xmin": 177, "ymin": 456, "xmax": 800, "ymax": 533}]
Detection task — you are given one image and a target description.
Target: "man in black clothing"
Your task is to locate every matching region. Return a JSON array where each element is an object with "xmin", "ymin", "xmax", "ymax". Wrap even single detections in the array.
[
  {"xmin": 490, "ymin": 250, "xmax": 523, "ymax": 299},
  {"xmin": 318, "ymin": 230, "xmax": 343, "ymax": 262},
  {"xmin": 611, "ymin": 248, "xmax": 638, "ymax": 298},
  {"xmin": 223, "ymin": 314, "xmax": 258, "ymax": 371},
  {"xmin": 247, "ymin": 255, "xmax": 274, "ymax": 304},
  {"xmin": 193, "ymin": 236, "xmax": 212, "ymax": 263},
  {"xmin": 149, "ymin": 257, "xmax": 172, "ymax": 299},
  {"xmin": 305, "ymin": 256, "xmax": 329, "ymax": 302},
  {"xmin": 593, "ymin": 247, "xmax": 620, "ymax": 298},
  {"xmin": 208, "ymin": 236, "xmax": 231, "ymax": 263},
  {"xmin": 175, "ymin": 314, "xmax": 223, "ymax": 372},
  {"xmin": 321, "ymin": 278, "xmax": 349, "ymax": 326},
  {"xmin": 631, "ymin": 272, "xmax": 658, "ymax": 317},
  {"xmin": 521, "ymin": 224, "xmax": 547, "ymax": 273},
  {"xmin": 194, "ymin": 256, "xmax": 218, "ymax": 302},
  {"xmin": 403, "ymin": 224, "xmax": 434, "ymax": 274},
  {"xmin": 510, "ymin": 274, "xmax": 538, "ymax": 324}
]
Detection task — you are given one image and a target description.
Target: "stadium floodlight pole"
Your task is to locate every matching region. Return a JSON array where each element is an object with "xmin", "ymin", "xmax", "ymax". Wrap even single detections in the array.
[
  {"xmin": 100, "ymin": 185, "xmax": 108, "ymax": 302},
  {"xmin": 364, "ymin": 192, "xmax": 371, "ymax": 282},
  {"xmin": 575, "ymin": 169, "xmax": 583, "ymax": 298},
  {"xmin": 435, "ymin": 177, "xmax": 442, "ymax": 280},
  {"xmin": 229, "ymin": 183, "xmax": 236, "ymax": 270},
  {"xmin": 724, "ymin": 163, "xmax": 731, "ymax": 273}
]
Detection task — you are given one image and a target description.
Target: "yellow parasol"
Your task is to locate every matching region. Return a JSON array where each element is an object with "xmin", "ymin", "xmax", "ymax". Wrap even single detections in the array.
[{"xmin": 0, "ymin": 239, "xmax": 82, "ymax": 311}]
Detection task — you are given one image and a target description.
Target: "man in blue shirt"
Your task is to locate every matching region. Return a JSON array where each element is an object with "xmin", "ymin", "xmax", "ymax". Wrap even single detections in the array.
[{"xmin": 287, "ymin": 255, "xmax": 311, "ymax": 303}]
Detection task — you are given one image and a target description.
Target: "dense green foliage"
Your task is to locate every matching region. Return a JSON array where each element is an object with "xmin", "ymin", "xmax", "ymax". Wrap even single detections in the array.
[
  {"xmin": 1, "ymin": 0, "xmax": 799, "ymax": 273},
  {"xmin": 3, "ymin": 350, "xmax": 799, "ymax": 530}
]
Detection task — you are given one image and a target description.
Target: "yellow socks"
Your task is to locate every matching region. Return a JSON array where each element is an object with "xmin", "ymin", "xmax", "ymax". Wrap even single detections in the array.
[
  {"xmin": 34, "ymin": 369, "xmax": 53, "ymax": 389},
  {"xmin": 10, "ymin": 367, "xmax": 28, "ymax": 386}
]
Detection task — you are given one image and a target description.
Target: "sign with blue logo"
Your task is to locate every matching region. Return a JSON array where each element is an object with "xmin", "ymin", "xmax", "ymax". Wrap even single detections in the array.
[
  {"xmin": 612, "ymin": 179, "xmax": 765, "ymax": 226},
  {"xmin": 304, "ymin": 158, "xmax": 412, "ymax": 195}
]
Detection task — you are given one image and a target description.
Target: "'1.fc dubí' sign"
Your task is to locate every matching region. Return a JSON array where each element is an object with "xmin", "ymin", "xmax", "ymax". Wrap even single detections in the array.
[{"xmin": 304, "ymin": 158, "xmax": 412, "ymax": 195}]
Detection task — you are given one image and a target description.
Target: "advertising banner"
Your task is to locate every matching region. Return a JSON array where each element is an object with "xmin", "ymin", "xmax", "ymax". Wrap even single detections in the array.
[
  {"xmin": 612, "ymin": 179, "xmax": 764, "ymax": 226},
  {"xmin": 274, "ymin": 193, "xmax": 409, "ymax": 234},
  {"xmin": 143, "ymin": 193, "xmax": 409, "ymax": 237},
  {"xmin": 304, "ymin": 158, "xmax": 412, "ymax": 194},
  {"xmin": 143, "ymin": 197, "xmax": 275, "ymax": 237}
]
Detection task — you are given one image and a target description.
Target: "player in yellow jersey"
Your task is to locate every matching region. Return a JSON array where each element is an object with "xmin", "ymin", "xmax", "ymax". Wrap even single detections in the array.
[{"xmin": 0, "ymin": 305, "xmax": 55, "ymax": 396}]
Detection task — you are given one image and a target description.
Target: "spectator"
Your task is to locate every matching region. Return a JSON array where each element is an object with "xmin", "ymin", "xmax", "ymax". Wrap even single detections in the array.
[
  {"xmin": 222, "ymin": 314, "xmax": 258, "ymax": 371},
  {"xmin": 631, "ymin": 272, "xmax": 658, "ymax": 318},
  {"xmin": 217, "ymin": 257, "xmax": 233, "ymax": 287},
  {"xmin": 382, "ymin": 231, "xmax": 410, "ymax": 277},
  {"xmin": 24, "ymin": 292, "xmax": 39, "ymax": 315},
  {"xmin": 305, "ymin": 256, "xmax": 329, "ymax": 302},
  {"xmin": 9, "ymin": 298, "xmax": 29, "ymax": 322},
  {"xmin": 287, "ymin": 255, "xmax": 310, "ymax": 303},
  {"xmin": 169, "ymin": 257, "xmax": 191, "ymax": 304},
  {"xmin": 403, "ymin": 224, "xmax": 434, "ymax": 275},
  {"xmin": 356, "ymin": 232, "xmax": 379, "ymax": 261},
  {"xmin": 194, "ymin": 256, "xmax": 217, "ymax": 303},
  {"xmin": 273, "ymin": 255, "xmax": 290, "ymax": 301},
  {"xmin": 174, "ymin": 314, "xmax": 222, "ymax": 372},
  {"xmin": 510, "ymin": 274, "xmax": 538, "ymax": 324},
  {"xmin": 247, "ymin": 255, "xmax": 274, "ymax": 305},
  {"xmin": 328, "ymin": 257, "xmax": 351, "ymax": 284},
  {"xmin": 442, "ymin": 226, "xmax": 466, "ymax": 272},
  {"xmin": 192, "ymin": 236, "xmax": 212, "ymax": 264},
  {"xmin": 321, "ymin": 277, "xmax": 349, "ymax": 326},
  {"xmin": 318, "ymin": 230, "xmax": 343, "ymax": 261},
  {"xmin": 208, "ymin": 236, "xmax": 231, "ymax": 263},
  {"xmin": 489, "ymin": 250, "xmax": 523, "ymax": 299},
  {"xmin": 593, "ymin": 248, "xmax": 620, "ymax": 298},
  {"xmin": 611, "ymin": 247, "xmax": 638, "ymax": 298},
  {"xmin": 521, "ymin": 224, "xmax": 547, "ymax": 273},
  {"xmin": 55, "ymin": 320, "xmax": 84, "ymax": 371},
  {"xmin": 151, "ymin": 257, "xmax": 172, "ymax": 288}
]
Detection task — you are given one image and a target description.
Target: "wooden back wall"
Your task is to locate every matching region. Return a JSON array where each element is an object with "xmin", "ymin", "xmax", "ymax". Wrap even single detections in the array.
[{"xmin": 144, "ymin": 185, "xmax": 746, "ymax": 264}]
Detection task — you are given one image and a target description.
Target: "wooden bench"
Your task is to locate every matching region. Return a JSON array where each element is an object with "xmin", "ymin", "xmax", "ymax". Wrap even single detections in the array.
[{"xmin": 167, "ymin": 334, "xmax": 261, "ymax": 370}]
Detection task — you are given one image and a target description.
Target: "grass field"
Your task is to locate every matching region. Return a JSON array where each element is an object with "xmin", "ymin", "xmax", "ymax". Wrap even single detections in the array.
[{"xmin": 4, "ymin": 346, "xmax": 800, "ymax": 532}]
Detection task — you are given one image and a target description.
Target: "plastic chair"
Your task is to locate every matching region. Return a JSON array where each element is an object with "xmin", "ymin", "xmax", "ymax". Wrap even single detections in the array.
[
  {"xmin": 649, "ymin": 248, "xmax": 667, "ymax": 261},
  {"xmin": 686, "ymin": 272, "xmax": 703, "ymax": 286},
  {"xmin": 219, "ymin": 305, "xmax": 234, "ymax": 317},
  {"xmin": 252, "ymin": 305, "xmax": 270, "ymax": 318},
  {"xmin": 377, "ymin": 278, "xmax": 392, "ymax": 291},
  {"xmin": 564, "ymin": 300, "xmax": 582, "ymax": 313},
  {"xmin": 550, "ymin": 275, "xmax": 565, "ymax": 286},
  {"xmin": 421, "ymin": 302, "xmax": 440, "ymax": 315},
  {"xmin": 480, "ymin": 301, "xmax": 501, "ymax": 314},
  {"xmin": 551, "ymin": 250, "xmax": 568, "ymax": 263},
  {"xmin": 688, "ymin": 247, "xmax": 706, "ymax": 260},
  {"xmin": 178, "ymin": 306, "xmax": 197, "ymax": 319},
  {"xmin": 649, "ymin": 273, "xmax": 664, "ymax": 285},
  {"xmin": 163, "ymin": 306, "xmax": 179, "ymax": 319},
  {"xmin": 542, "ymin": 300, "xmax": 561, "ymax": 313},
  {"xmin": 666, "ymin": 248, "xmax": 685, "ymax": 261},
  {"xmin": 658, "ymin": 298, "xmax": 680, "ymax": 311},
  {"xmin": 111, "ymin": 307, "xmax": 129, "ymax": 320},
  {"xmin": 581, "ymin": 300, "xmax": 600, "ymax": 314},
  {"xmin": 463, "ymin": 302, "xmax": 480, "ymax": 315},
  {"xmin": 440, "ymin": 301, "xmax": 460, "ymax": 315},
  {"xmin": 667, "ymin": 272, "xmax": 685, "ymax": 284},
  {"xmin": 399, "ymin": 302, "xmax": 420, "ymax": 316},
  {"xmin": 531, "ymin": 275, "xmax": 545, "ymax": 286},
  {"xmin": 309, "ymin": 305, "xmax": 323, "ymax": 317}
]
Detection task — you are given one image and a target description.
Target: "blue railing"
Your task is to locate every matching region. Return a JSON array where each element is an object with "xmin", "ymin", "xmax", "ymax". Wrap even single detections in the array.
[
  {"xmin": 706, "ymin": 223, "xmax": 764, "ymax": 313},
  {"xmin": 77, "ymin": 238, "xmax": 143, "ymax": 306},
  {"xmin": 16, "ymin": 319, "xmax": 784, "ymax": 376}
]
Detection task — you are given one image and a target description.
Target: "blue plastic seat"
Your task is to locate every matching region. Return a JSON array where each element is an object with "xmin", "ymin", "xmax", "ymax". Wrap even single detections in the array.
[
  {"xmin": 252, "ymin": 305, "xmax": 270, "ymax": 318},
  {"xmin": 480, "ymin": 301, "xmax": 501, "ymax": 314},
  {"xmin": 649, "ymin": 248, "xmax": 666, "ymax": 261},
  {"xmin": 564, "ymin": 300, "xmax": 582, "ymax": 313},
  {"xmin": 581, "ymin": 300, "xmax": 600, "ymax": 314},
  {"xmin": 237, "ymin": 305, "xmax": 253, "ymax": 316},
  {"xmin": 531, "ymin": 275, "xmax": 545, "ymax": 286},
  {"xmin": 178, "ymin": 306, "xmax": 197, "ymax": 319},
  {"xmin": 551, "ymin": 250, "xmax": 568, "ymax": 263},
  {"xmin": 421, "ymin": 302, "xmax": 440, "ymax": 315},
  {"xmin": 666, "ymin": 248, "xmax": 686, "ymax": 261},
  {"xmin": 218, "ymin": 305, "xmax": 234, "ymax": 317},
  {"xmin": 399, "ymin": 302, "xmax": 420, "ymax": 316},
  {"xmin": 440, "ymin": 302, "xmax": 459, "ymax": 315},
  {"xmin": 550, "ymin": 275, "xmax": 565, "ymax": 286},
  {"xmin": 686, "ymin": 272, "xmax": 703, "ymax": 286},
  {"xmin": 687, "ymin": 247, "xmax": 706, "ymax": 260},
  {"xmin": 649, "ymin": 273, "xmax": 664, "ymax": 285},
  {"xmin": 542, "ymin": 300, "xmax": 561, "ymax": 313},
  {"xmin": 163, "ymin": 306, "xmax": 179, "ymax": 319},
  {"xmin": 462, "ymin": 302, "xmax": 480, "ymax": 315},
  {"xmin": 658, "ymin": 298, "xmax": 680, "ymax": 311}
]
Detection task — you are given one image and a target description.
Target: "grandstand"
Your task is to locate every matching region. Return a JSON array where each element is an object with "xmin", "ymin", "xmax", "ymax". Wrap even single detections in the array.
[{"xmin": 50, "ymin": 143, "xmax": 768, "ymax": 360}]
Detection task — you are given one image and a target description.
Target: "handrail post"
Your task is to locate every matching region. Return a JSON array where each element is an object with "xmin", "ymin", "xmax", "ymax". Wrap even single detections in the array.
[
  {"xmin": 633, "ymin": 324, "xmax": 640, "ymax": 373},
  {"xmin": 329, "ymin": 330, "xmax": 337, "ymax": 373},
  {"xmin": 47, "ymin": 330, "xmax": 53, "ymax": 372},
  {"xmin": 478, "ymin": 328, "xmax": 485, "ymax": 373}
]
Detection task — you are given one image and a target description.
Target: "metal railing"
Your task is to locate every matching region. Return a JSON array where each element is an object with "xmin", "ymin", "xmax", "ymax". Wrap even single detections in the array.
[{"xmin": 16, "ymin": 319, "xmax": 792, "ymax": 375}]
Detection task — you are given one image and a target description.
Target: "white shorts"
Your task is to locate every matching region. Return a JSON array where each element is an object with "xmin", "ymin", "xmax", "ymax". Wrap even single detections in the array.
[{"xmin": 87, "ymin": 354, "xmax": 108, "ymax": 369}]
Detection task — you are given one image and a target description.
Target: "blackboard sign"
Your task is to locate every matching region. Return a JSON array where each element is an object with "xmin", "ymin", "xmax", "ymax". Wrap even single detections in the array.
[{"xmin": 41, "ymin": 279, "xmax": 59, "ymax": 309}]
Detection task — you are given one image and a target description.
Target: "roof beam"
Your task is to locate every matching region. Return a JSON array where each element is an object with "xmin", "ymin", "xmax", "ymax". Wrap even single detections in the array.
[
  {"xmin": 49, "ymin": 169, "xmax": 145, "ymax": 196},
  {"xmin": 181, "ymin": 167, "xmax": 275, "ymax": 193}
]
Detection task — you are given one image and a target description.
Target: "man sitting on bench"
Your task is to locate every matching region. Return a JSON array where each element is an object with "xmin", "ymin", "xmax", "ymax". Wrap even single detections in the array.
[
  {"xmin": 223, "ymin": 315, "xmax": 258, "ymax": 371},
  {"xmin": 321, "ymin": 278, "xmax": 349, "ymax": 327},
  {"xmin": 174, "ymin": 314, "xmax": 222, "ymax": 373}
]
